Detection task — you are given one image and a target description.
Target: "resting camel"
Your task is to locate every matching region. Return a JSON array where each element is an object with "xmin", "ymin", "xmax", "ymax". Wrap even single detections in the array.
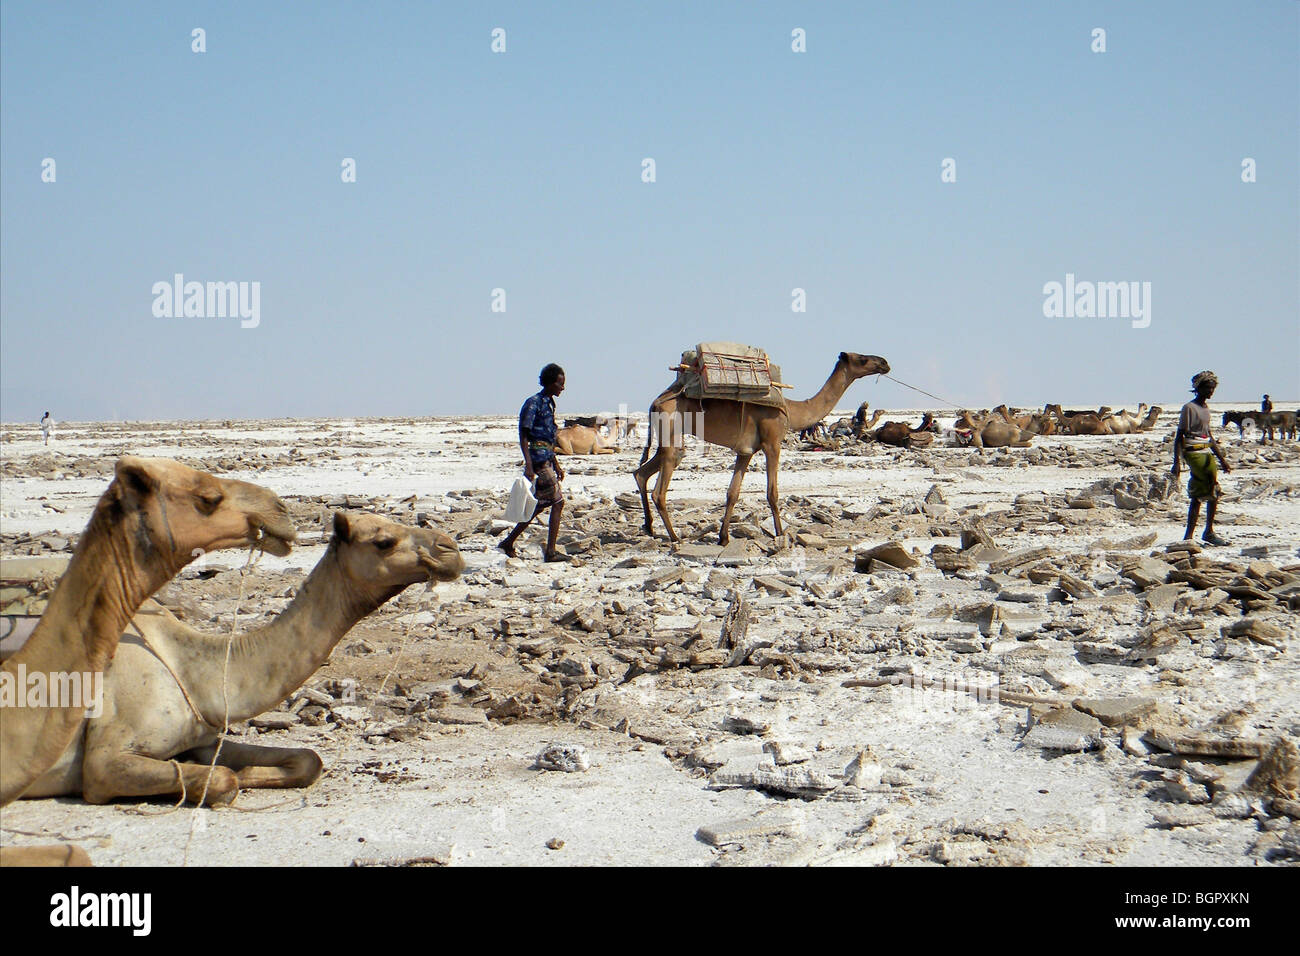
[
  {"xmin": 634, "ymin": 351, "xmax": 890, "ymax": 544},
  {"xmin": 0, "ymin": 457, "xmax": 294, "ymax": 865},
  {"xmin": 870, "ymin": 413, "xmax": 938, "ymax": 448},
  {"xmin": 555, "ymin": 424, "xmax": 618, "ymax": 455},
  {"xmin": 1137, "ymin": 406, "xmax": 1161, "ymax": 431},
  {"xmin": 956, "ymin": 411, "xmax": 1034, "ymax": 448},
  {"xmin": 17, "ymin": 513, "xmax": 461, "ymax": 808},
  {"xmin": 1046, "ymin": 404, "xmax": 1109, "ymax": 436}
]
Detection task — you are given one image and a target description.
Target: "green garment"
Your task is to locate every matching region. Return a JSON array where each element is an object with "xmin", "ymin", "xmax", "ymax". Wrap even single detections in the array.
[{"xmin": 1183, "ymin": 448, "xmax": 1219, "ymax": 500}]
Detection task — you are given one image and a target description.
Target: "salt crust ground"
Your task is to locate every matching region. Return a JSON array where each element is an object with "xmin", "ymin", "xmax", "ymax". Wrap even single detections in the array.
[{"xmin": 1, "ymin": 404, "xmax": 1296, "ymax": 866}]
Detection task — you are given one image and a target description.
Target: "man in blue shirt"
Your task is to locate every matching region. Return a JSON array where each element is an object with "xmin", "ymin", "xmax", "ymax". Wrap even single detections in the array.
[{"xmin": 500, "ymin": 364, "xmax": 568, "ymax": 561}]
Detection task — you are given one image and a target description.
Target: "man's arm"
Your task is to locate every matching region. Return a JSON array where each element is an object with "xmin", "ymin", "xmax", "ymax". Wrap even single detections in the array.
[{"xmin": 519, "ymin": 424, "xmax": 534, "ymax": 480}]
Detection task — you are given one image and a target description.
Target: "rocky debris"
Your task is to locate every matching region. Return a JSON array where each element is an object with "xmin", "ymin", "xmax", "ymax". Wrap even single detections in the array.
[
  {"xmin": 1245, "ymin": 738, "xmax": 1299, "ymax": 798},
  {"xmin": 723, "ymin": 713, "xmax": 772, "ymax": 735},
  {"xmin": 535, "ymin": 743, "xmax": 590, "ymax": 773}
]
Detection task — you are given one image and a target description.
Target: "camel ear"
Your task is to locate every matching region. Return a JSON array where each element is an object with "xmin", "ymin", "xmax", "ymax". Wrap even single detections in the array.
[
  {"xmin": 839, "ymin": 352, "xmax": 849, "ymax": 364},
  {"xmin": 333, "ymin": 511, "xmax": 352, "ymax": 543},
  {"xmin": 115, "ymin": 456, "xmax": 160, "ymax": 496}
]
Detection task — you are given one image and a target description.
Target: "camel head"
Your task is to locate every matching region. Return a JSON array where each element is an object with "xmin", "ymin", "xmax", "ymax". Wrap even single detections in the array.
[
  {"xmin": 838, "ymin": 352, "xmax": 890, "ymax": 380},
  {"xmin": 331, "ymin": 513, "xmax": 464, "ymax": 599},
  {"xmin": 108, "ymin": 456, "xmax": 295, "ymax": 574}
]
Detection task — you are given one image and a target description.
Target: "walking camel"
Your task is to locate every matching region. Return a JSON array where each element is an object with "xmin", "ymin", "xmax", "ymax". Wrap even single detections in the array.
[
  {"xmin": 20, "ymin": 513, "xmax": 462, "ymax": 808},
  {"xmin": 634, "ymin": 351, "xmax": 890, "ymax": 544},
  {"xmin": 0, "ymin": 457, "xmax": 294, "ymax": 865}
]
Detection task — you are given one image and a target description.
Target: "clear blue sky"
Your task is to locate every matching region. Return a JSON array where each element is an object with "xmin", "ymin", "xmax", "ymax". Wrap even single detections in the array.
[{"xmin": 2, "ymin": 1, "xmax": 1296, "ymax": 421}]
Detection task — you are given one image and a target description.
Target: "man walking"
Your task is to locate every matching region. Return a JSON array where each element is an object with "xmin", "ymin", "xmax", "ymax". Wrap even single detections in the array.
[
  {"xmin": 500, "ymin": 364, "xmax": 568, "ymax": 561},
  {"xmin": 1171, "ymin": 371, "xmax": 1231, "ymax": 546},
  {"xmin": 39, "ymin": 411, "xmax": 53, "ymax": 446}
]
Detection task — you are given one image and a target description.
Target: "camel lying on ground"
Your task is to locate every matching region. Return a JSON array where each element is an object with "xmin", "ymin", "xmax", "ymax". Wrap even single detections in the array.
[
  {"xmin": 634, "ymin": 351, "xmax": 890, "ymax": 544},
  {"xmin": 555, "ymin": 424, "xmax": 619, "ymax": 454},
  {"xmin": 869, "ymin": 413, "xmax": 938, "ymax": 448},
  {"xmin": 17, "ymin": 513, "xmax": 461, "ymax": 808},
  {"xmin": 956, "ymin": 410, "xmax": 1034, "ymax": 448},
  {"xmin": 0, "ymin": 457, "xmax": 294, "ymax": 866}
]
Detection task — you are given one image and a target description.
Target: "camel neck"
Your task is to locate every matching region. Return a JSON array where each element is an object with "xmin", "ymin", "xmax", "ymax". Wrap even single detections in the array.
[
  {"xmin": 209, "ymin": 545, "xmax": 390, "ymax": 723},
  {"xmin": 785, "ymin": 363, "xmax": 851, "ymax": 432},
  {"xmin": 0, "ymin": 491, "xmax": 164, "ymax": 804}
]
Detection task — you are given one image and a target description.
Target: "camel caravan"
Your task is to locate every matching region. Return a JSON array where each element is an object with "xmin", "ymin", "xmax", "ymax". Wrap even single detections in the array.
[{"xmin": 0, "ymin": 343, "xmax": 1291, "ymax": 868}]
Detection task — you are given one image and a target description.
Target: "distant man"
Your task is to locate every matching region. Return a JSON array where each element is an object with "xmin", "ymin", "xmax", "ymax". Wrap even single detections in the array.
[
  {"xmin": 1261, "ymin": 394, "xmax": 1272, "ymax": 414},
  {"xmin": 1171, "ymin": 371, "xmax": 1231, "ymax": 546},
  {"xmin": 499, "ymin": 364, "xmax": 567, "ymax": 562},
  {"xmin": 39, "ymin": 411, "xmax": 53, "ymax": 446}
]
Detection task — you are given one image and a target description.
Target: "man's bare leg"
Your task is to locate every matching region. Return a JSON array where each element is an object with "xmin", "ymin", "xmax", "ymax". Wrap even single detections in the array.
[
  {"xmin": 544, "ymin": 501, "xmax": 565, "ymax": 561},
  {"xmin": 499, "ymin": 504, "xmax": 544, "ymax": 557},
  {"xmin": 1183, "ymin": 500, "xmax": 1201, "ymax": 540}
]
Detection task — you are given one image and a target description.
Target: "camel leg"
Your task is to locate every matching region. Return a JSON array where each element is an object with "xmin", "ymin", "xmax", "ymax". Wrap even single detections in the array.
[
  {"xmin": 187, "ymin": 739, "xmax": 323, "ymax": 791},
  {"xmin": 81, "ymin": 747, "xmax": 239, "ymax": 807},
  {"xmin": 0, "ymin": 845, "xmax": 92, "ymax": 867},
  {"xmin": 764, "ymin": 448, "xmax": 783, "ymax": 539},
  {"xmin": 652, "ymin": 446, "xmax": 684, "ymax": 542},
  {"xmin": 719, "ymin": 453, "xmax": 754, "ymax": 546},
  {"xmin": 634, "ymin": 450, "xmax": 665, "ymax": 535},
  {"xmin": 634, "ymin": 450, "xmax": 661, "ymax": 536}
]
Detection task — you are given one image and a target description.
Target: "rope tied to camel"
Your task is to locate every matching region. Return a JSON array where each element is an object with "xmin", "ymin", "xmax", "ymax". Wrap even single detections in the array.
[{"xmin": 879, "ymin": 373, "xmax": 969, "ymax": 411}]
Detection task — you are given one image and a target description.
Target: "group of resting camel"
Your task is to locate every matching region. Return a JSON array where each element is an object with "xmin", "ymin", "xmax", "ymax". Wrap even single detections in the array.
[{"xmin": 801, "ymin": 401, "xmax": 1165, "ymax": 451}]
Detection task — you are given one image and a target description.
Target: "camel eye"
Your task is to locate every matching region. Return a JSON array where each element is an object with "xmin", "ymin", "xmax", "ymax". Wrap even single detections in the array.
[
  {"xmin": 197, "ymin": 491, "xmax": 224, "ymax": 514},
  {"xmin": 374, "ymin": 536, "xmax": 396, "ymax": 551}
]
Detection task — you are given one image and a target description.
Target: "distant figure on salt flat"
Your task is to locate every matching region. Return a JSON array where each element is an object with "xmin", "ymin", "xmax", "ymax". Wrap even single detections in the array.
[{"xmin": 39, "ymin": 411, "xmax": 53, "ymax": 446}]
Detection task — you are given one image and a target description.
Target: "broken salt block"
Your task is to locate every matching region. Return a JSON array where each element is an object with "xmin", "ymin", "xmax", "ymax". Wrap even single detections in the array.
[
  {"xmin": 842, "ymin": 750, "xmax": 883, "ymax": 788},
  {"xmin": 709, "ymin": 765, "xmax": 840, "ymax": 798},
  {"xmin": 763, "ymin": 739, "xmax": 811, "ymax": 765},
  {"xmin": 696, "ymin": 809, "xmax": 805, "ymax": 847},
  {"xmin": 1022, "ymin": 707, "xmax": 1102, "ymax": 752},
  {"xmin": 854, "ymin": 541, "xmax": 918, "ymax": 571},
  {"xmin": 535, "ymin": 743, "xmax": 590, "ymax": 773},
  {"xmin": 1224, "ymin": 618, "xmax": 1289, "ymax": 649},
  {"xmin": 1073, "ymin": 697, "xmax": 1157, "ymax": 728},
  {"xmin": 1151, "ymin": 805, "xmax": 1212, "ymax": 829}
]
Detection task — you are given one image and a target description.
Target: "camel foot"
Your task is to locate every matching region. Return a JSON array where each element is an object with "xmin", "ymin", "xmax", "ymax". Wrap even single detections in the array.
[{"xmin": 497, "ymin": 540, "xmax": 517, "ymax": 558}]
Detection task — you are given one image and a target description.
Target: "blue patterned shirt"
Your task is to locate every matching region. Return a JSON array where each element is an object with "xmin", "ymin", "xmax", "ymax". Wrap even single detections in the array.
[{"xmin": 519, "ymin": 390, "xmax": 557, "ymax": 463}]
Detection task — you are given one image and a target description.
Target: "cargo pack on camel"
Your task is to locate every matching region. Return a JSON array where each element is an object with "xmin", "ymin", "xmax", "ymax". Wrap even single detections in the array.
[{"xmin": 669, "ymin": 342, "xmax": 789, "ymax": 409}]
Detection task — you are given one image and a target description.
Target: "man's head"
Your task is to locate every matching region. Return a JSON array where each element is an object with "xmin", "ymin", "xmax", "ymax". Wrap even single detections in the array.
[
  {"xmin": 1264, "ymin": 394, "xmax": 1270, "ymax": 400},
  {"xmin": 540, "ymin": 363, "xmax": 566, "ymax": 397},
  {"xmin": 1191, "ymin": 370, "xmax": 1218, "ymax": 400}
]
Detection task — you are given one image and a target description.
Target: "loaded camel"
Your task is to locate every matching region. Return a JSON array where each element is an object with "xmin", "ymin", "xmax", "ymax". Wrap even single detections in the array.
[
  {"xmin": 16, "ymin": 512, "xmax": 461, "ymax": 808},
  {"xmin": 0, "ymin": 457, "xmax": 294, "ymax": 866},
  {"xmin": 634, "ymin": 351, "xmax": 890, "ymax": 544}
]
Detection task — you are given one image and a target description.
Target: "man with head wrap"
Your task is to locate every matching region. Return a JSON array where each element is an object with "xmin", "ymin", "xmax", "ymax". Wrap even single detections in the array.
[{"xmin": 1171, "ymin": 371, "xmax": 1231, "ymax": 545}]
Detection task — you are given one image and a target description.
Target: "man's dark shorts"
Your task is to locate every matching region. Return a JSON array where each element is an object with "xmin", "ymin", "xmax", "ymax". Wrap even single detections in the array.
[{"xmin": 532, "ymin": 459, "xmax": 563, "ymax": 509}]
